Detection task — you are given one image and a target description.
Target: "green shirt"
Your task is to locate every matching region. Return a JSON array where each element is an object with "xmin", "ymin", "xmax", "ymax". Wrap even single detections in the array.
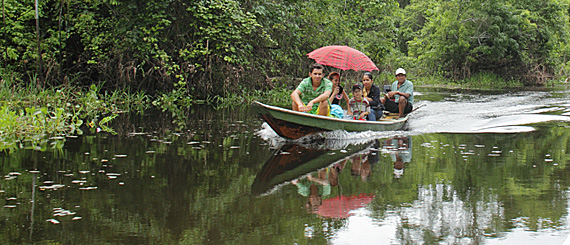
[
  {"xmin": 391, "ymin": 79, "xmax": 414, "ymax": 106},
  {"xmin": 295, "ymin": 179, "xmax": 331, "ymax": 197},
  {"xmin": 296, "ymin": 77, "xmax": 333, "ymax": 113}
]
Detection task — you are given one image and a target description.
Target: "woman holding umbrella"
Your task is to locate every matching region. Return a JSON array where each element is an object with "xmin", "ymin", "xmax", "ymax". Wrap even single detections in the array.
[{"xmin": 328, "ymin": 72, "xmax": 350, "ymax": 118}]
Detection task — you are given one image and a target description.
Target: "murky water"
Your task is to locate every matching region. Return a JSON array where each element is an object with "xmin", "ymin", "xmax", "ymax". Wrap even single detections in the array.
[{"xmin": 2, "ymin": 86, "xmax": 570, "ymax": 244}]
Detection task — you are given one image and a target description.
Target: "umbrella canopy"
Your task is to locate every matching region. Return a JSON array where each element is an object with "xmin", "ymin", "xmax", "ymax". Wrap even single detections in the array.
[
  {"xmin": 307, "ymin": 45, "xmax": 379, "ymax": 72},
  {"xmin": 314, "ymin": 193, "xmax": 375, "ymax": 218}
]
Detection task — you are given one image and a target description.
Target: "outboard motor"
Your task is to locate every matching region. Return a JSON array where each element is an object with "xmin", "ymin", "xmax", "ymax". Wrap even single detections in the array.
[{"xmin": 383, "ymin": 85, "xmax": 391, "ymax": 94}]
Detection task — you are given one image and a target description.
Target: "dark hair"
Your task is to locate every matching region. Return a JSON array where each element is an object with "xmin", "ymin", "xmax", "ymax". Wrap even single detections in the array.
[
  {"xmin": 328, "ymin": 72, "xmax": 340, "ymax": 80},
  {"xmin": 310, "ymin": 63, "xmax": 324, "ymax": 72},
  {"xmin": 363, "ymin": 72, "xmax": 373, "ymax": 80},
  {"xmin": 352, "ymin": 84, "xmax": 362, "ymax": 91}
]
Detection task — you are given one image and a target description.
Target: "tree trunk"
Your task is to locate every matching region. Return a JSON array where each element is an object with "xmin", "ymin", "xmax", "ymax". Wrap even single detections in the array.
[{"xmin": 35, "ymin": 0, "xmax": 43, "ymax": 88}]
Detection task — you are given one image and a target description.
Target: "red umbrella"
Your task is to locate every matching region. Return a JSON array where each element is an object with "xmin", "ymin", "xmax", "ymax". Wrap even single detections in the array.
[
  {"xmin": 307, "ymin": 46, "xmax": 379, "ymax": 72},
  {"xmin": 314, "ymin": 193, "xmax": 375, "ymax": 218}
]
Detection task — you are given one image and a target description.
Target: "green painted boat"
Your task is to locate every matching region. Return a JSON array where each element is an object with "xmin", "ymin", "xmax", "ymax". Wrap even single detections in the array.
[{"xmin": 253, "ymin": 101, "xmax": 409, "ymax": 139}]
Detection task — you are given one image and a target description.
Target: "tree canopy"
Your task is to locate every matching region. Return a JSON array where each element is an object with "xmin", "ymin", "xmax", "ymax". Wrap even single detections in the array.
[{"xmin": 1, "ymin": 0, "xmax": 569, "ymax": 97}]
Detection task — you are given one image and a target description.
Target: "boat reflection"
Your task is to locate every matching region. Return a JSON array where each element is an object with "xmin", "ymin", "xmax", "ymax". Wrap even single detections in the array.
[
  {"xmin": 251, "ymin": 140, "xmax": 374, "ymax": 196},
  {"xmin": 252, "ymin": 139, "xmax": 383, "ymax": 219}
]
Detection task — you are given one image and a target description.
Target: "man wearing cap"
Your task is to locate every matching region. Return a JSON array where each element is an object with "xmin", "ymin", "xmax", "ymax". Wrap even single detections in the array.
[{"xmin": 381, "ymin": 68, "xmax": 414, "ymax": 118}]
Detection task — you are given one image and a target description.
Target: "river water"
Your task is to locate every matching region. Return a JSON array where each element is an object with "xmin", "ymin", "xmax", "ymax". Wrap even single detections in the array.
[{"xmin": 2, "ymin": 86, "xmax": 570, "ymax": 244}]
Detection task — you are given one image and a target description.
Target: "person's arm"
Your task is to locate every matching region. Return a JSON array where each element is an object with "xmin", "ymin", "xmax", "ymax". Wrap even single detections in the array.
[
  {"xmin": 393, "ymin": 91, "xmax": 410, "ymax": 98},
  {"xmin": 342, "ymin": 90, "xmax": 350, "ymax": 112},
  {"xmin": 307, "ymin": 175, "xmax": 330, "ymax": 186},
  {"xmin": 361, "ymin": 102, "xmax": 370, "ymax": 119},
  {"xmin": 368, "ymin": 86, "xmax": 381, "ymax": 107},
  {"xmin": 291, "ymin": 89, "xmax": 309, "ymax": 112},
  {"xmin": 329, "ymin": 86, "xmax": 339, "ymax": 104},
  {"xmin": 399, "ymin": 82, "xmax": 413, "ymax": 99},
  {"xmin": 388, "ymin": 82, "xmax": 413, "ymax": 99},
  {"xmin": 312, "ymin": 90, "xmax": 332, "ymax": 105}
]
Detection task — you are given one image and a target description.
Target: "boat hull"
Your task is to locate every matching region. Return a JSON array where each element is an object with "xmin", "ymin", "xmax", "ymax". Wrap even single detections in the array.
[{"xmin": 254, "ymin": 101, "xmax": 408, "ymax": 139}]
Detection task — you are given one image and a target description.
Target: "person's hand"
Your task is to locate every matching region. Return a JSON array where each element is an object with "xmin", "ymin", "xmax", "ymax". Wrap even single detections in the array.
[
  {"xmin": 302, "ymin": 102, "xmax": 314, "ymax": 112},
  {"xmin": 360, "ymin": 112, "xmax": 367, "ymax": 119},
  {"xmin": 332, "ymin": 86, "xmax": 339, "ymax": 96},
  {"xmin": 387, "ymin": 91, "xmax": 397, "ymax": 98}
]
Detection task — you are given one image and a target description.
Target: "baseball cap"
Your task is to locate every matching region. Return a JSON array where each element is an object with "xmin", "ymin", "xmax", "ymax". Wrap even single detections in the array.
[{"xmin": 395, "ymin": 68, "xmax": 406, "ymax": 76}]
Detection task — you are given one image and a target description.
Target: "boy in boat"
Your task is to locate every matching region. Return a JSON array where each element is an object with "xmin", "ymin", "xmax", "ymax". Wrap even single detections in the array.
[
  {"xmin": 348, "ymin": 84, "xmax": 370, "ymax": 120},
  {"xmin": 291, "ymin": 63, "xmax": 333, "ymax": 115},
  {"xmin": 380, "ymin": 68, "xmax": 414, "ymax": 118}
]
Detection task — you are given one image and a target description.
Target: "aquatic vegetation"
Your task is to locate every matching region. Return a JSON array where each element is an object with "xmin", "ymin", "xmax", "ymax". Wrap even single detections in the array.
[{"xmin": 0, "ymin": 80, "xmax": 148, "ymax": 152}]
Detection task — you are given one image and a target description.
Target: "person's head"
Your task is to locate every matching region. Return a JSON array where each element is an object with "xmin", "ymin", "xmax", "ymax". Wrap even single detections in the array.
[
  {"xmin": 395, "ymin": 68, "xmax": 406, "ymax": 84},
  {"xmin": 309, "ymin": 63, "xmax": 325, "ymax": 83},
  {"xmin": 307, "ymin": 184, "xmax": 322, "ymax": 208},
  {"xmin": 362, "ymin": 72, "xmax": 374, "ymax": 89},
  {"xmin": 328, "ymin": 72, "xmax": 341, "ymax": 86},
  {"xmin": 352, "ymin": 84, "xmax": 363, "ymax": 99},
  {"xmin": 393, "ymin": 156, "xmax": 404, "ymax": 178},
  {"xmin": 350, "ymin": 155, "xmax": 363, "ymax": 176}
]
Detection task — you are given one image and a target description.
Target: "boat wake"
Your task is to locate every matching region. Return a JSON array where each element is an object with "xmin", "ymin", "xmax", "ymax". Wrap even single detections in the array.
[
  {"xmin": 408, "ymin": 90, "xmax": 570, "ymax": 134},
  {"xmin": 256, "ymin": 122, "xmax": 394, "ymax": 149}
]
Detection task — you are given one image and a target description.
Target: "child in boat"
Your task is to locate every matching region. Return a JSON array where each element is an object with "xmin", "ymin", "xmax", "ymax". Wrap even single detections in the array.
[{"xmin": 348, "ymin": 84, "xmax": 370, "ymax": 120}]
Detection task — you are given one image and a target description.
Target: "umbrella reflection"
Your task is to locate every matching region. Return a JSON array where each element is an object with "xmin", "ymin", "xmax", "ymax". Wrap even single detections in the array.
[{"xmin": 314, "ymin": 194, "xmax": 375, "ymax": 219}]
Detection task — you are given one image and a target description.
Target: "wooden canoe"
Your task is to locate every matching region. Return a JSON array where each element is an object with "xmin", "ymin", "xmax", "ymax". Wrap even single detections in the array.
[{"xmin": 253, "ymin": 101, "xmax": 408, "ymax": 139}]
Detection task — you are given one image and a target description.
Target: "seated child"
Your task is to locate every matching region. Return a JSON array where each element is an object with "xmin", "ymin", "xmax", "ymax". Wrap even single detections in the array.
[{"xmin": 348, "ymin": 84, "xmax": 370, "ymax": 120}]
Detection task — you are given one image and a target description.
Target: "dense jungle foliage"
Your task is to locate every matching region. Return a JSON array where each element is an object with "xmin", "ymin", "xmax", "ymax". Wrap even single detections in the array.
[{"xmin": 1, "ymin": 0, "xmax": 570, "ymax": 98}]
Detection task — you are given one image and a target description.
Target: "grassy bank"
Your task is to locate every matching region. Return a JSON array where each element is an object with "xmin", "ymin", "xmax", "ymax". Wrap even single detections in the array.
[
  {"xmin": 0, "ymin": 77, "xmax": 294, "ymax": 152},
  {"xmin": 0, "ymin": 79, "xmax": 149, "ymax": 151}
]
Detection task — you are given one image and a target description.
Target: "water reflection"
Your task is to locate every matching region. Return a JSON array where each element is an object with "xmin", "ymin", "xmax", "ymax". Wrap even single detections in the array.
[
  {"xmin": 254, "ymin": 129, "xmax": 570, "ymax": 244},
  {"xmin": 380, "ymin": 136, "xmax": 412, "ymax": 178},
  {"xmin": 3, "ymin": 87, "xmax": 570, "ymax": 244},
  {"xmin": 251, "ymin": 140, "xmax": 372, "ymax": 196},
  {"xmin": 252, "ymin": 139, "xmax": 389, "ymax": 223}
]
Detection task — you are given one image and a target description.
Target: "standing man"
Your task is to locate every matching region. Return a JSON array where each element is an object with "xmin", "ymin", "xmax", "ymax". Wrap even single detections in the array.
[
  {"xmin": 381, "ymin": 68, "xmax": 413, "ymax": 118},
  {"xmin": 291, "ymin": 63, "xmax": 332, "ymax": 116}
]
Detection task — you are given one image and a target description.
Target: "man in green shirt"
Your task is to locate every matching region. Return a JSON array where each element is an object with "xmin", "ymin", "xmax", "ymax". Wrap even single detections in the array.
[
  {"xmin": 381, "ymin": 68, "xmax": 414, "ymax": 118},
  {"xmin": 291, "ymin": 63, "xmax": 333, "ymax": 115}
]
